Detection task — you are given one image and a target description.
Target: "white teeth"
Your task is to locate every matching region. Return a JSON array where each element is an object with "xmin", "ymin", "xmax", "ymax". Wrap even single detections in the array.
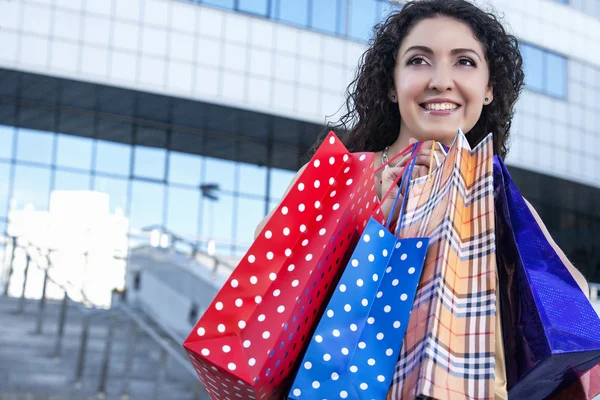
[{"xmin": 424, "ymin": 102, "xmax": 457, "ymax": 111}]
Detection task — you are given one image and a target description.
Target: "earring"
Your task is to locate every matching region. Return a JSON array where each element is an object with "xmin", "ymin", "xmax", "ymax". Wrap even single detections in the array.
[
  {"xmin": 484, "ymin": 97, "xmax": 489, "ymax": 104},
  {"xmin": 391, "ymin": 95, "xmax": 396, "ymax": 101}
]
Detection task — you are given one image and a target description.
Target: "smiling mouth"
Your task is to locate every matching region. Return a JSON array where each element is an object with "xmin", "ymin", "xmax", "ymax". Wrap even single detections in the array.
[{"xmin": 419, "ymin": 102, "xmax": 460, "ymax": 111}]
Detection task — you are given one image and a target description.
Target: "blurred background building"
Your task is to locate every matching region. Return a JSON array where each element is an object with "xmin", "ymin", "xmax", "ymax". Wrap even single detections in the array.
[{"xmin": 0, "ymin": 0, "xmax": 599, "ymax": 398}]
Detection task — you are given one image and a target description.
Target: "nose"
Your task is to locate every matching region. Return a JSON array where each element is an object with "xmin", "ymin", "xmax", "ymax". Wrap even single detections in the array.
[{"xmin": 428, "ymin": 64, "xmax": 455, "ymax": 92}]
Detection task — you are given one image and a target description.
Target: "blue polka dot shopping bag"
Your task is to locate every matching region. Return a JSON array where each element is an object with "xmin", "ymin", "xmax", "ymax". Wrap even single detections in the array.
[{"xmin": 289, "ymin": 144, "xmax": 429, "ymax": 400}]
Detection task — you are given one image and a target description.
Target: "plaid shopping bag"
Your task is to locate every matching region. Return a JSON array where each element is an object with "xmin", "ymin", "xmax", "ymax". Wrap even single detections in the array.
[
  {"xmin": 288, "ymin": 144, "xmax": 430, "ymax": 400},
  {"xmin": 387, "ymin": 131, "xmax": 497, "ymax": 400},
  {"xmin": 183, "ymin": 132, "xmax": 383, "ymax": 399}
]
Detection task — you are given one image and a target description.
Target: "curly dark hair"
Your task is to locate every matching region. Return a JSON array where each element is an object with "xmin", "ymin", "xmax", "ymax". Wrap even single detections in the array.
[{"xmin": 327, "ymin": 0, "xmax": 524, "ymax": 159}]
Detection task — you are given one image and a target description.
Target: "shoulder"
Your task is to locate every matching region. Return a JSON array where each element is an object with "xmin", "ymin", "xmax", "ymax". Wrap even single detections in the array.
[{"xmin": 523, "ymin": 199, "xmax": 590, "ymax": 298}]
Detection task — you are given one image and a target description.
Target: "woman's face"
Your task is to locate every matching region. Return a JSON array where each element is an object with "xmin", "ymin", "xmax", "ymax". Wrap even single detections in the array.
[{"xmin": 391, "ymin": 17, "xmax": 493, "ymax": 145}]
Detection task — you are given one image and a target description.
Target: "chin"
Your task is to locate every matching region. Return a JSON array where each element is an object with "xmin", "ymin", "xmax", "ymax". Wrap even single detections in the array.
[{"xmin": 418, "ymin": 128, "xmax": 459, "ymax": 146}]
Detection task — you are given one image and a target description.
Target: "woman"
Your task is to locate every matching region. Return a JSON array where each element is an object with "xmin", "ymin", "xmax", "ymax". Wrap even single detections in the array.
[{"xmin": 256, "ymin": 0, "xmax": 589, "ymax": 397}]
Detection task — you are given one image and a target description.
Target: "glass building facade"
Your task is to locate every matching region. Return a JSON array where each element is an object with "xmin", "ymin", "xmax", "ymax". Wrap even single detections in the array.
[
  {"xmin": 0, "ymin": 0, "xmax": 599, "ymax": 284},
  {"xmin": 191, "ymin": 0, "xmax": 397, "ymax": 42},
  {"xmin": 0, "ymin": 69, "xmax": 318, "ymax": 258}
]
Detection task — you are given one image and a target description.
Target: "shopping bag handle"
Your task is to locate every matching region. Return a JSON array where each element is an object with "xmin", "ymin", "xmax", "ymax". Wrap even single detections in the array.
[
  {"xmin": 377, "ymin": 142, "xmax": 422, "ymax": 206},
  {"xmin": 374, "ymin": 142, "xmax": 423, "ymax": 225},
  {"xmin": 373, "ymin": 142, "xmax": 416, "ymax": 174},
  {"xmin": 394, "ymin": 146, "xmax": 418, "ymax": 236},
  {"xmin": 386, "ymin": 143, "xmax": 418, "ymax": 231}
]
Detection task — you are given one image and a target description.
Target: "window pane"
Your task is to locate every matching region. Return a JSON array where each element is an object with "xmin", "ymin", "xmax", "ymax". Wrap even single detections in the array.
[
  {"xmin": 201, "ymin": 194, "xmax": 233, "ymax": 244},
  {"xmin": 269, "ymin": 168, "xmax": 295, "ymax": 199},
  {"xmin": 0, "ymin": 162, "xmax": 10, "ymax": 217},
  {"xmin": 278, "ymin": 0, "xmax": 309, "ymax": 27},
  {"xmin": 56, "ymin": 135, "xmax": 93, "ymax": 170},
  {"xmin": 233, "ymin": 246, "xmax": 249, "ymax": 258},
  {"xmin": 12, "ymin": 165, "xmax": 52, "ymax": 211},
  {"xmin": 166, "ymin": 186, "xmax": 200, "ymax": 238},
  {"xmin": 204, "ymin": 157, "xmax": 236, "ymax": 192},
  {"xmin": 203, "ymin": 0, "xmax": 234, "ymax": 9},
  {"xmin": 311, "ymin": 1, "xmax": 338, "ymax": 34},
  {"xmin": 0, "ymin": 125, "xmax": 14, "ymax": 160},
  {"xmin": 130, "ymin": 180, "xmax": 164, "ymax": 230},
  {"xmin": 239, "ymin": 0, "xmax": 268, "ymax": 15},
  {"xmin": 168, "ymin": 152, "xmax": 202, "ymax": 186},
  {"xmin": 239, "ymin": 163, "xmax": 266, "ymax": 196},
  {"xmin": 134, "ymin": 146, "xmax": 166, "ymax": 180},
  {"xmin": 349, "ymin": 0, "xmax": 378, "ymax": 41},
  {"xmin": 16, "ymin": 128, "xmax": 54, "ymax": 165},
  {"xmin": 94, "ymin": 176, "xmax": 128, "ymax": 215},
  {"xmin": 546, "ymin": 52, "xmax": 567, "ymax": 98},
  {"xmin": 96, "ymin": 140, "xmax": 131, "ymax": 176},
  {"xmin": 236, "ymin": 197, "xmax": 265, "ymax": 247},
  {"xmin": 268, "ymin": 199, "xmax": 279, "ymax": 215},
  {"xmin": 521, "ymin": 44, "xmax": 544, "ymax": 92},
  {"xmin": 54, "ymin": 170, "xmax": 90, "ymax": 191}
]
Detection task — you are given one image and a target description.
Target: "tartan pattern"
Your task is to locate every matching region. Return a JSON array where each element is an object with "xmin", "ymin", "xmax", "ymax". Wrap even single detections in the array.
[{"xmin": 387, "ymin": 132, "xmax": 496, "ymax": 400}]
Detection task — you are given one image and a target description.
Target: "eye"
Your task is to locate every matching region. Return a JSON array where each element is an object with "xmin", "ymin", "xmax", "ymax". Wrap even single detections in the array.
[
  {"xmin": 458, "ymin": 57, "xmax": 476, "ymax": 67},
  {"xmin": 408, "ymin": 56, "xmax": 428, "ymax": 66}
]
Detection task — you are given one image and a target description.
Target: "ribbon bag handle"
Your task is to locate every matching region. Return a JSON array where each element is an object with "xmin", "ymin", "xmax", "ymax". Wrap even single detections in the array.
[
  {"xmin": 376, "ymin": 142, "xmax": 423, "ymax": 209},
  {"xmin": 394, "ymin": 152, "xmax": 418, "ymax": 236},
  {"xmin": 374, "ymin": 142, "xmax": 416, "ymax": 174},
  {"xmin": 373, "ymin": 142, "xmax": 422, "ymax": 228},
  {"xmin": 386, "ymin": 145, "xmax": 418, "ymax": 232}
]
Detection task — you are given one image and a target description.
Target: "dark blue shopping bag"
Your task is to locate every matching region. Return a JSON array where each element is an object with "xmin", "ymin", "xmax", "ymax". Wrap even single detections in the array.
[
  {"xmin": 288, "ymin": 145, "xmax": 429, "ymax": 400},
  {"xmin": 494, "ymin": 156, "xmax": 600, "ymax": 399}
]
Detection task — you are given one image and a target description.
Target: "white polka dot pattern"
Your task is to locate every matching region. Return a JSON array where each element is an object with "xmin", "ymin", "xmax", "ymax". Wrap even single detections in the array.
[
  {"xmin": 183, "ymin": 132, "xmax": 384, "ymax": 399},
  {"xmin": 288, "ymin": 218, "xmax": 429, "ymax": 399}
]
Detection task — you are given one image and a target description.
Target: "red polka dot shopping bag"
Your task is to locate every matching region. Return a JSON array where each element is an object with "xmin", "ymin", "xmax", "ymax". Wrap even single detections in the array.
[
  {"xmin": 183, "ymin": 132, "xmax": 385, "ymax": 400},
  {"xmin": 288, "ymin": 144, "xmax": 430, "ymax": 400}
]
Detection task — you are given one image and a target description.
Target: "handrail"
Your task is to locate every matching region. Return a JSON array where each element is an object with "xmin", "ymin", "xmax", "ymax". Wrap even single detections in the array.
[
  {"xmin": 133, "ymin": 225, "xmax": 237, "ymax": 273},
  {"xmin": 21, "ymin": 241, "xmax": 97, "ymax": 311},
  {"xmin": 2, "ymin": 233, "xmax": 205, "ymax": 398},
  {"xmin": 118, "ymin": 303, "xmax": 198, "ymax": 378}
]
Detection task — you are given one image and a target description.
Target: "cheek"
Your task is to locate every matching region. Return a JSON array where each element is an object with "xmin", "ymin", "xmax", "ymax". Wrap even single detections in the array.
[
  {"xmin": 463, "ymin": 100, "xmax": 485, "ymax": 131},
  {"xmin": 462, "ymin": 81, "xmax": 487, "ymax": 122},
  {"xmin": 396, "ymin": 76, "xmax": 423, "ymax": 102},
  {"xmin": 396, "ymin": 80, "xmax": 424, "ymax": 121}
]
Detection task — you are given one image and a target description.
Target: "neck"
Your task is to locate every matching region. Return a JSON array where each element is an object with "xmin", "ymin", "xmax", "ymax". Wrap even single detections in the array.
[{"xmin": 386, "ymin": 124, "xmax": 413, "ymax": 159}]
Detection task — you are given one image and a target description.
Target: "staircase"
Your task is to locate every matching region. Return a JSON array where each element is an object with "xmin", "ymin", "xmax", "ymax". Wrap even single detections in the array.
[{"xmin": 0, "ymin": 295, "xmax": 205, "ymax": 400}]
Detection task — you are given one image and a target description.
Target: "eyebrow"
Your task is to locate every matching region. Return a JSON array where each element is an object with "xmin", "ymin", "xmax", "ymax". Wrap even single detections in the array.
[{"xmin": 402, "ymin": 45, "xmax": 482, "ymax": 61}]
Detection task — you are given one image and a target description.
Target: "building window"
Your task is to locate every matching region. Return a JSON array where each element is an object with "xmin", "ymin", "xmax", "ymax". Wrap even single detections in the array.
[
  {"xmin": 196, "ymin": 0, "xmax": 398, "ymax": 43},
  {"xmin": 521, "ymin": 43, "xmax": 567, "ymax": 99},
  {"xmin": 311, "ymin": 0, "xmax": 344, "ymax": 35},
  {"xmin": 552, "ymin": 0, "xmax": 568, "ymax": 4},
  {"xmin": 238, "ymin": 0, "xmax": 269, "ymax": 16},
  {"xmin": 545, "ymin": 52, "xmax": 566, "ymax": 98},
  {"xmin": 202, "ymin": 0, "xmax": 234, "ymax": 10},
  {"xmin": 276, "ymin": 0, "xmax": 310, "ymax": 27}
]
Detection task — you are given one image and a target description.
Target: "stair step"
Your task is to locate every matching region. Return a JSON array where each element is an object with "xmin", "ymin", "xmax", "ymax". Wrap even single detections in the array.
[{"xmin": 0, "ymin": 296, "xmax": 202, "ymax": 399}]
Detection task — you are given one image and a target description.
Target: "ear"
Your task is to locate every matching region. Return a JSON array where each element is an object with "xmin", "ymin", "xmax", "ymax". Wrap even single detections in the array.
[
  {"xmin": 388, "ymin": 89, "xmax": 398, "ymax": 103},
  {"xmin": 484, "ymin": 87, "xmax": 494, "ymax": 105}
]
